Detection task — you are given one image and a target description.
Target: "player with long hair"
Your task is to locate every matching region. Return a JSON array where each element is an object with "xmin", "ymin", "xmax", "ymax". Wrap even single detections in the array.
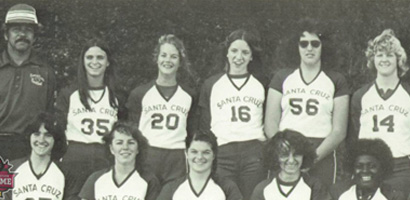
[
  {"xmin": 264, "ymin": 19, "xmax": 350, "ymax": 186},
  {"xmin": 198, "ymin": 29, "xmax": 266, "ymax": 199},
  {"xmin": 126, "ymin": 34, "xmax": 197, "ymax": 186},
  {"xmin": 157, "ymin": 130, "xmax": 242, "ymax": 200},
  {"xmin": 350, "ymin": 29, "xmax": 410, "ymax": 196},
  {"xmin": 251, "ymin": 129, "xmax": 331, "ymax": 200},
  {"xmin": 79, "ymin": 121, "xmax": 160, "ymax": 200},
  {"xmin": 55, "ymin": 38, "xmax": 119, "ymax": 198}
]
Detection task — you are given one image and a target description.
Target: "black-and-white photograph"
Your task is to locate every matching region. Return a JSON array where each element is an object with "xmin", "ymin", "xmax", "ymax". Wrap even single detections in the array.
[{"xmin": 0, "ymin": 0, "xmax": 410, "ymax": 199}]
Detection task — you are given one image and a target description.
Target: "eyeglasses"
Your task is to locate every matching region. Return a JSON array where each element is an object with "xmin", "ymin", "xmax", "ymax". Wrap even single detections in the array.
[{"xmin": 299, "ymin": 40, "xmax": 321, "ymax": 48}]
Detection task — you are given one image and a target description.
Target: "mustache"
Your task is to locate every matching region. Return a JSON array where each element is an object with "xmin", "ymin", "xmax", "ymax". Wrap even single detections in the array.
[{"xmin": 16, "ymin": 38, "xmax": 31, "ymax": 44}]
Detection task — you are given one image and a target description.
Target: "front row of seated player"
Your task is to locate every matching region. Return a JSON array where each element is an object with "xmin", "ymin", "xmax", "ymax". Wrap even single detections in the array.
[{"xmin": 6, "ymin": 113, "xmax": 406, "ymax": 200}]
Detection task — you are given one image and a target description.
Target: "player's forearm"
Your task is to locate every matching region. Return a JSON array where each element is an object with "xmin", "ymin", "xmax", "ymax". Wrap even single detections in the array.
[
  {"xmin": 264, "ymin": 89, "xmax": 282, "ymax": 139},
  {"xmin": 316, "ymin": 129, "xmax": 346, "ymax": 161},
  {"xmin": 264, "ymin": 119, "xmax": 279, "ymax": 139}
]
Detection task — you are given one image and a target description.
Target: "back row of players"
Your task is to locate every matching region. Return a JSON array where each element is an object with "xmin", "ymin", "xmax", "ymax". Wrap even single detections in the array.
[{"xmin": 2, "ymin": 5, "xmax": 410, "ymax": 199}]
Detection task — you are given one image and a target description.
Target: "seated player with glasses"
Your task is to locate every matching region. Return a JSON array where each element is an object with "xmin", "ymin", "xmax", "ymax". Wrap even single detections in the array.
[
  {"xmin": 251, "ymin": 129, "xmax": 331, "ymax": 200},
  {"xmin": 330, "ymin": 139, "xmax": 406, "ymax": 200},
  {"xmin": 264, "ymin": 18, "xmax": 349, "ymax": 186}
]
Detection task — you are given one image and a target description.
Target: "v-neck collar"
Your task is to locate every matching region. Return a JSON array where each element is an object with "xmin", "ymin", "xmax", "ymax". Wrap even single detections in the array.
[
  {"xmin": 155, "ymin": 84, "xmax": 178, "ymax": 102},
  {"xmin": 29, "ymin": 158, "xmax": 52, "ymax": 180},
  {"xmin": 227, "ymin": 73, "xmax": 250, "ymax": 91},
  {"xmin": 89, "ymin": 86, "xmax": 106, "ymax": 104},
  {"xmin": 112, "ymin": 167, "xmax": 137, "ymax": 188},
  {"xmin": 299, "ymin": 68, "xmax": 321, "ymax": 85},
  {"xmin": 188, "ymin": 175, "xmax": 212, "ymax": 197},
  {"xmin": 375, "ymin": 80, "xmax": 400, "ymax": 101},
  {"xmin": 276, "ymin": 175, "xmax": 301, "ymax": 197}
]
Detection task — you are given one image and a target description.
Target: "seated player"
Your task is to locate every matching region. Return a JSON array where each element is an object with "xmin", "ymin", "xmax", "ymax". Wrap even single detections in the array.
[
  {"xmin": 5, "ymin": 113, "xmax": 67, "ymax": 200},
  {"xmin": 330, "ymin": 139, "xmax": 405, "ymax": 200},
  {"xmin": 79, "ymin": 121, "xmax": 160, "ymax": 200},
  {"xmin": 157, "ymin": 130, "xmax": 243, "ymax": 200},
  {"xmin": 251, "ymin": 129, "xmax": 331, "ymax": 200}
]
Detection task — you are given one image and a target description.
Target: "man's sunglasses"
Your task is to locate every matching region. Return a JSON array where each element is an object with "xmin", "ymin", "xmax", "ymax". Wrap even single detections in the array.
[{"xmin": 299, "ymin": 40, "xmax": 321, "ymax": 48}]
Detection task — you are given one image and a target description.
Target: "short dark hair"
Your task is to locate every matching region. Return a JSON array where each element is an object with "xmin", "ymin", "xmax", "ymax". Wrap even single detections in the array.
[
  {"xmin": 24, "ymin": 112, "xmax": 67, "ymax": 160},
  {"xmin": 103, "ymin": 121, "xmax": 148, "ymax": 171},
  {"xmin": 264, "ymin": 129, "xmax": 316, "ymax": 171},
  {"xmin": 346, "ymin": 139, "xmax": 394, "ymax": 179},
  {"xmin": 185, "ymin": 129, "xmax": 218, "ymax": 176}
]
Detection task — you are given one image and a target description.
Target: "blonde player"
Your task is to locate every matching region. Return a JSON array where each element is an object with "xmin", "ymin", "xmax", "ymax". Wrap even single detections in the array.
[
  {"xmin": 350, "ymin": 29, "xmax": 410, "ymax": 196},
  {"xmin": 55, "ymin": 38, "xmax": 119, "ymax": 198},
  {"xmin": 264, "ymin": 19, "xmax": 349, "ymax": 186},
  {"xmin": 198, "ymin": 29, "xmax": 266, "ymax": 199},
  {"xmin": 126, "ymin": 34, "xmax": 197, "ymax": 186},
  {"xmin": 5, "ymin": 113, "xmax": 67, "ymax": 200}
]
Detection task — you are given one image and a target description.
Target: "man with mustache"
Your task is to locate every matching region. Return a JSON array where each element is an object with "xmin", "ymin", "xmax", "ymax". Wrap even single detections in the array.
[{"xmin": 0, "ymin": 4, "xmax": 55, "ymax": 162}]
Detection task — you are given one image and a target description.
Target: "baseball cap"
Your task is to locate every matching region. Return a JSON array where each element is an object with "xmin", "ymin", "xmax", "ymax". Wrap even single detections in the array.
[{"xmin": 5, "ymin": 4, "xmax": 38, "ymax": 25}]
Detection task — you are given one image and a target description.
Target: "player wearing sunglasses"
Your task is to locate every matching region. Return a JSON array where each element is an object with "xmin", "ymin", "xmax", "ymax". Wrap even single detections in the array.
[{"xmin": 264, "ymin": 18, "xmax": 350, "ymax": 186}]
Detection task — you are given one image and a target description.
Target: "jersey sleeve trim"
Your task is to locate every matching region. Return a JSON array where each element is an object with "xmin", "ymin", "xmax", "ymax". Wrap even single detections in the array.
[
  {"xmin": 349, "ymin": 82, "xmax": 373, "ymax": 145},
  {"xmin": 323, "ymin": 70, "xmax": 351, "ymax": 98},
  {"xmin": 215, "ymin": 177, "xmax": 244, "ymax": 200},
  {"xmin": 78, "ymin": 168, "xmax": 110, "ymax": 200},
  {"xmin": 140, "ymin": 171, "xmax": 161, "ymax": 200},
  {"xmin": 250, "ymin": 178, "xmax": 272, "ymax": 200},
  {"xmin": 156, "ymin": 176, "xmax": 187, "ymax": 200},
  {"xmin": 302, "ymin": 174, "xmax": 332, "ymax": 200},
  {"xmin": 126, "ymin": 80, "xmax": 156, "ymax": 122},
  {"xmin": 268, "ymin": 68, "xmax": 295, "ymax": 93},
  {"xmin": 198, "ymin": 73, "xmax": 224, "ymax": 130}
]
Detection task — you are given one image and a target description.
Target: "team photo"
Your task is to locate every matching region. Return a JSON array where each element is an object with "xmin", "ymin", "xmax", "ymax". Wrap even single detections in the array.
[{"xmin": 0, "ymin": 0, "xmax": 410, "ymax": 200}]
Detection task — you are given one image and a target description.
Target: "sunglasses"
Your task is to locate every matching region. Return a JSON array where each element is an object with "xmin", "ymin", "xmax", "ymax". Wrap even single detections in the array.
[{"xmin": 299, "ymin": 40, "xmax": 321, "ymax": 48}]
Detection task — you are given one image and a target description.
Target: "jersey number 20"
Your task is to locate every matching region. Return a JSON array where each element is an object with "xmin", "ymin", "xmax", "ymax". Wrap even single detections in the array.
[{"xmin": 151, "ymin": 113, "xmax": 179, "ymax": 130}]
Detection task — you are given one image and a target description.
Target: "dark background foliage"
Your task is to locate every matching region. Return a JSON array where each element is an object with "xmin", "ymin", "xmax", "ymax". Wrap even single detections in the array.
[{"xmin": 1, "ymin": 0, "xmax": 410, "ymax": 95}]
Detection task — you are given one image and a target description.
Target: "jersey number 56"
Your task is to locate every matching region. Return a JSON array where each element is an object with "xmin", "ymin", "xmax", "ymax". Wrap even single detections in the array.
[{"xmin": 289, "ymin": 98, "xmax": 319, "ymax": 116}]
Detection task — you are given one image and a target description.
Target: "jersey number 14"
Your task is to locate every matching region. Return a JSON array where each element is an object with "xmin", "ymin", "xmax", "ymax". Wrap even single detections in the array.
[{"xmin": 372, "ymin": 115, "xmax": 394, "ymax": 132}]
